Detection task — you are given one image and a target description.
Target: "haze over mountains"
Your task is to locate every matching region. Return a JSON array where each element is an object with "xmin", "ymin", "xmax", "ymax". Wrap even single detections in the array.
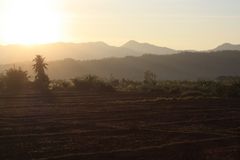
[
  {"xmin": 0, "ymin": 41, "xmax": 177, "ymax": 64},
  {"xmin": 1, "ymin": 40, "xmax": 240, "ymax": 64},
  {"xmin": 1, "ymin": 50, "xmax": 240, "ymax": 81},
  {"xmin": 1, "ymin": 41, "xmax": 240, "ymax": 80}
]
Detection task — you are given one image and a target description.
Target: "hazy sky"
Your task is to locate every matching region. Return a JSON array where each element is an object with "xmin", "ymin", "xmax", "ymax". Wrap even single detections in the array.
[{"xmin": 0, "ymin": 0, "xmax": 240, "ymax": 49}]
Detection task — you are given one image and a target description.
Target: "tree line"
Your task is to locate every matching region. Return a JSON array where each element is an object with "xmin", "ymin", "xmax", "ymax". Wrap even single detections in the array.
[
  {"xmin": 0, "ymin": 56, "xmax": 240, "ymax": 98},
  {"xmin": 0, "ymin": 55, "xmax": 49, "ymax": 93}
]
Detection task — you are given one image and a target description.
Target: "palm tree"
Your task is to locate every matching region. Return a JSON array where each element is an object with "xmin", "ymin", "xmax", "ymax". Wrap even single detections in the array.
[{"xmin": 33, "ymin": 55, "xmax": 49, "ymax": 91}]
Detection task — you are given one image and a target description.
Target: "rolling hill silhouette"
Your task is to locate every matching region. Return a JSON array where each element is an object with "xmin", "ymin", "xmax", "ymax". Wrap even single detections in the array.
[
  {"xmin": 1, "ymin": 41, "xmax": 240, "ymax": 64},
  {"xmin": 214, "ymin": 43, "xmax": 240, "ymax": 51},
  {"xmin": 1, "ymin": 50, "xmax": 240, "ymax": 80},
  {"xmin": 0, "ymin": 41, "xmax": 178, "ymax": 64}
]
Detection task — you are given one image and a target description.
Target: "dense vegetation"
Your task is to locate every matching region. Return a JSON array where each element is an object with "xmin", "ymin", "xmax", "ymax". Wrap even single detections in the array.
[
  {"xmin": 0, "ymin": 67, "xmax": 30, "ymax": 92},
  {"xmin": 0, "ymin": 60, "xmax": 240, "ymax": 98}
]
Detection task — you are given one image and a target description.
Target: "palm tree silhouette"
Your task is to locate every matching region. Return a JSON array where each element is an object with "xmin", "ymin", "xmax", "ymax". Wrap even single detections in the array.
[{"xmin": 33, "ymin": 55, "xmax": 49, "ymax": 91}]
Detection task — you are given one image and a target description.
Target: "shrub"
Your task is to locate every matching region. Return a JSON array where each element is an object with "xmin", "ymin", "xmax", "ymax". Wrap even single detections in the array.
[
  {"xmin": 72, "ymin": 75, "xmax": 114, "ymax": 92},
  {"xmin": 144, "ymin": 70, "xmax": 157, "ymax": 86},
  {"xmin": 4, "ymin": 67, "xmax": 29, "ymax": 91},
  {"xmin": 118, "ymin": 78, "xmax": 141, "ymax": 91},
  {"xmin": 50, "ymin": 80, "xmax": 72, "ymax": 90},
  {"xmin": 108, "ymin": 74, "xmax": 120, "ymax": 88},
  {"xmin": 227, "ymin": 81, "xmax": 240, "ymax": 97}
]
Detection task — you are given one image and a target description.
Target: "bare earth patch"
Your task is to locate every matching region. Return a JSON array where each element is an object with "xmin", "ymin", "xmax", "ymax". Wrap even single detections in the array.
[{"xmin": 0, "ymin": 92, "xmax": 239, "ymax": 160}]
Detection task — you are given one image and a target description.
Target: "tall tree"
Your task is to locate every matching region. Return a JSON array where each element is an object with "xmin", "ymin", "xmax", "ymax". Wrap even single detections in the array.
[{"xmin": 33, "ymin": 55, "xmax": 50, "ymax": 91}]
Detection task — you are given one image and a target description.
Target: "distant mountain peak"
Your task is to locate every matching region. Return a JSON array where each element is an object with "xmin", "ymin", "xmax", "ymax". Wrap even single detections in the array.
[
  {"xmin": 123, "ymin": 40, "xmax": 155, "ymax": 47},
  {"xmin": 124, "ymin": 40, "xmax": 139, "ymax": 45},
  {"xmin": 218, "ymin": 43, "xmax": 234, "ymax": 48},
  {"xmin": 214, "ymin": 43, "xmax": 240, "ymax": 51},
  {"xmin": 222, "ymin": 42, "xmax": 232, "ymax": 46},
  {"xmin": 82, "ymin": 41, "xmax": 109, "ymax": 47},
  {"xmin": 122, "ymin": 40, "xmax": 177, "ymax": 55}
]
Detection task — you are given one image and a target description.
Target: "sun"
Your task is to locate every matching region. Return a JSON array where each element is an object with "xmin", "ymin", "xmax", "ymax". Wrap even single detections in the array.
[{"xmin": 1, "ymin": 0, "xmax": 62, "ymax": 45}]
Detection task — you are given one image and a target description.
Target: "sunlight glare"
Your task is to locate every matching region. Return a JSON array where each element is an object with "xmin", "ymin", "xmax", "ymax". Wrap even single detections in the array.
[{"xmin": 1, "ymin": 0, "xmax": 62, "ymax": 44}]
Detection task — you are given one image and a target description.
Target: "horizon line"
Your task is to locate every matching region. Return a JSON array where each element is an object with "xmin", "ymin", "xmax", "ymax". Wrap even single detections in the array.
[{"xmin": 0, "ymin": 40, "xmax": 238, "ymax": 51}]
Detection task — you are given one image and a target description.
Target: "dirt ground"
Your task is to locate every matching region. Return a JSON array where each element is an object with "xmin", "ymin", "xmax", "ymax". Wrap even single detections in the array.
[{"xmin": 0, "ymin": 92, "xmax": 239, "ymax": 160}]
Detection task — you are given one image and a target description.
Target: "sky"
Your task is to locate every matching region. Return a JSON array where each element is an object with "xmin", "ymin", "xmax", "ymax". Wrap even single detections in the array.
[{"xmin": 0, "ymin": 0, "xmax": 240, "ymax": 50}]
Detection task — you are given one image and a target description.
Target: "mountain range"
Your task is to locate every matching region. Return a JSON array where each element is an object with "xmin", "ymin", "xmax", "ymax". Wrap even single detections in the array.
[
  {"xmin": 1, "ymin": 41, "xmax": 240, "ymax": 80},
  {"xmin": 0, "ymin": 41, "xmax": 176, "ymax": 64},
  {"xmin": 1, "ymin": 50, "xmax": 240, "ymax": 80},
  {"xmin": 1, "ymin": 40, "xmax": 240, "ymax": 64}
]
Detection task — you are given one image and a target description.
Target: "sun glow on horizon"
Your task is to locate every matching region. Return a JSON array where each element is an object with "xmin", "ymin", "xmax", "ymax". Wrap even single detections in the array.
[
  {"xmin": 0, "ymin": 0, "xmax": 63, "ymax": 45},
  {"xmin": 0, "ymin": 0, "xmax": 240, "ymax": 49}
]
